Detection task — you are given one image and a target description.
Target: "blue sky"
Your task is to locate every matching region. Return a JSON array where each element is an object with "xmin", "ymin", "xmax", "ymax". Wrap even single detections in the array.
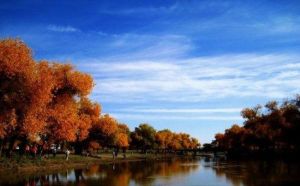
[{"xmin": 1, "ymin": 0, "xmax": 300, "ymax": 143}]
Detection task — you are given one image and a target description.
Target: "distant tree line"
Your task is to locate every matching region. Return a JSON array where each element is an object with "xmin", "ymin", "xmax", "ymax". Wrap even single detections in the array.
[
  {"xmin": 131, "ymin": 124, "xmax": 199, "ymax": 153},
  {"xmin": 212, "ymin": 96, "xmax": 300, "ymax": 157},
  {"xmin": 0, "ymin": 38, "xmax": 200, "ymax": 157}
]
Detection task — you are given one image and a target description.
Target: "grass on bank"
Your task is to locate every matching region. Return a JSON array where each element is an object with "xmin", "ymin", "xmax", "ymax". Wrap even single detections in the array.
[{"xmin": 0, "ymin": 151, "xmax": 177, "ymax": 171}]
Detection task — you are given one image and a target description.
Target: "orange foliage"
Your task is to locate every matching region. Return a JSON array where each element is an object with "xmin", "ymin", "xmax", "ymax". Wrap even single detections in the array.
[
  {"xmin": 114, "ymin": 124, "xmax": 130, "ymax": 148},
  {"xmin": 22, "ymin": 62, "xmax": 56, "ymax": 137},
  {"xmin": 96, "ymin": 114, "xmax": 118, "ymax": 137},
  {"xmin": 0, "ymin": 38, "xmax": 97, "ymax": 144},
  {"xmin": 169, "ymin": 134, "xmax": 182, "ymax": 150},
  {"xmin": 67, "ymin": 71, "xmax": 94, "ymax": 96},
  {"xmin": 89, "ymin": 141, "xmax": 101, "ymax": 151},
  {"xmin": 0, "ymin": 39, "xmax": 34, "ymax": 78},
  {"xmin": 48, "ymin": 94, "xmax": 79, "ymax": 142},
  {"xmin": 118, "ymin": 123, "xmax": 130, "ymax": 135},
  {"xmin": 156, "ymin": 130, "xmax": 200, "ymax": 150},
  {"xmin": 76, "ymin": 98, "xmax": 101, "ymax": 141},
  {"xmin": 115, "ymin": 132, "xmax": 129, "ymax": 148},
  {"xmin": 156, "ymin": 130, "xmax": 173, "ymax": 149},
  {"xmin": 0, "ymin": 109, "xmax": 17, "ymax": 139}
]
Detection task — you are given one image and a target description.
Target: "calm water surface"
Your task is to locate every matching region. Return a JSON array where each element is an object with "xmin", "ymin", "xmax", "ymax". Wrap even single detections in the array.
[{"xmin": 1, "ymin": 157, "xmax": 300, "ymax": 186}]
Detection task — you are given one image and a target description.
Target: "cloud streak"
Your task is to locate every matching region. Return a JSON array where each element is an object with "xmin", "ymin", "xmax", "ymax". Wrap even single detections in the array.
[
  {"xmin": 117, "ymin": 108, "xmax": 242, "ymax": 113},
  {"xmin": 80, "ymin": 53, "xmax": 300, "ymax": 104},
  {"xmin": 109, "ymin": 113, "xmax": 243, "ymax": 121},
  {"xmin": 47, "ymin": 25, "xmax": 79, "ymax": 32}
]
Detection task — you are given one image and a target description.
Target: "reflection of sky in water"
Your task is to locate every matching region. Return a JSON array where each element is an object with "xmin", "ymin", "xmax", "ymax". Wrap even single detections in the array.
[
  {"xmin": 151, "ymin": 160, "xmax": 229, "ymax": 186},
  {"xmin": 128, "ymin": 159, "xmax": 231, "ymax": 186}
]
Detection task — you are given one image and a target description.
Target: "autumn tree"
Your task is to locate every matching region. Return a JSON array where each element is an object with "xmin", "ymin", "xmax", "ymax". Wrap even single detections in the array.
[
  {"xmin": 88, "ymin": 114, "xmax": 118, "ymax": 148},
  {"xmin": 0, "ymin": 39, "xmax": 52, "ymax": 154},
  {"xmin": 73, "ymin": 98, "xmax": 101, "ymax": 154},
  {"xmin": 156, "ymin": 130, "xmax": 200, "ymax": 153},
  {"xmin": 115, "ymin": 124, "xmax": 130, "ymax": 150},
  {"xmin": 131, "ymin": 124, "xmax": 157, "ymax": 153},
  {"xmin": 213, "ymin": 95, "xmax": 300, "ymax": 156},
  {"xmin": 88, "ymin": 115, "xmax": 130, "ymax": 154},
  {"xmin": 0, "ymin": 38, "xmax": 98, "ymax": 155},
  {"xmin": 43, "ymin": 62, "xmax": 95, "ymax": 152},
  {"xmin": 156, "ymin": 129, "xmax": 173, "ymax": 152}
]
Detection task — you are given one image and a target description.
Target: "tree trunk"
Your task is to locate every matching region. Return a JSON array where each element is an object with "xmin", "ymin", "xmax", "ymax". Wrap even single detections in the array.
[
  {"xmin": 7, "ymin": 137, "xmax": 16, "ymax": 158},
  {"xmin": 0, "ymin": 139, "xmax": 4, "ymax": 157},
  {"xmin": 74, "ymin": 141, "xmax": 83, "ymax": 155}
]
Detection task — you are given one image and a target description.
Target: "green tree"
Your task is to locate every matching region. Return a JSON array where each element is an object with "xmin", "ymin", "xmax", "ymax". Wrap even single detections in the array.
[{"xmin": 131, "ymin": 123, "xmax": 157, "ymax": 152}]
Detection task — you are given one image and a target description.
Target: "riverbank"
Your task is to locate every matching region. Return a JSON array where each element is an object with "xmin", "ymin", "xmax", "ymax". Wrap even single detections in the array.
[{"xmin": 0, "ymin": 153, "xmax": 180, "ymax": 174}]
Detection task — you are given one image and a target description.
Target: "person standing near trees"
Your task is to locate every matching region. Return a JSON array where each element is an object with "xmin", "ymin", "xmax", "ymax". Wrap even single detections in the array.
[
  {"xmin": 52, "ymin": 148, "xmax": 57, "ymax": 158},
  {"xmin": 25, "ymin": 145, "xmax": 30, "ymax": 157},
  {"xmin": 31, "ymin": 145, "xmax": 37, "ymax": 158},
  {"xmin": 112, "ymin": 150, "xmax": 116, "ymax": 160},
  {"xmin": 65, "ymin": 149, "xmax": 70, "ymax": 161},
  {"xmin": 42, "ymin": 144, "xmax": 49, "ymax": 158},
  {"xmin": 122, "ymin": 148, "xmax": 126, "ymax": 159}
]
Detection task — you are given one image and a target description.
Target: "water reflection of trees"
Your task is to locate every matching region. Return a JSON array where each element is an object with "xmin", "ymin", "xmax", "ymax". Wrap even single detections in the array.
[
  {"xmin": 0, "ymin": 158, "xmax": 200, "ymax": 186},
  {"xmin": 211, "ymin": 160, "xmax": 300, "ymax": 186},
  {"xmin": 3, "ymin": 159, "xmax": 300, "ymax": 186},
  {"xmin": 81, "ymin": 158, "xmax": 200, "ymax": 186}
]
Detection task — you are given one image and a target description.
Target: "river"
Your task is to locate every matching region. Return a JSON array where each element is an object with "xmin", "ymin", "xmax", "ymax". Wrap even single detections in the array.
[{"xmin": 1, "ymin": 157, "xmax": 300, "ymax": 186}]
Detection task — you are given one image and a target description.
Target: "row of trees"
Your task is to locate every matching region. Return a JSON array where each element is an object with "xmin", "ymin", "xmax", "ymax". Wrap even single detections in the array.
[
  {"xmin": 0, "ymin": 38, "xmax": 200, "ymax": 157},
  {"xmin": 131, "ymin": 124, "xmax": 200, "ymax": 153},
  {"xmin": 213, "ymin": 96, "xmax": 300, "ymax": 155}
]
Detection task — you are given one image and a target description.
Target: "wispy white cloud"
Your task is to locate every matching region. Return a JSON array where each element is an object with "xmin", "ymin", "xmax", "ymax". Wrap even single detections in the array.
[
  {"xmin": 109, "ymin": 113, "xmax": 242, "ymax": 121},
  {"xmin": 248, "ymin": 16, "xmax": 300, "ymax": 34},
  {"xmin": 156, "ymin": 3, "xmax": 300, "ymax": 37},
  {"xmin": 108, "ymin": 107, "xmax": 243, "ymax": 122},
  {"xmin": 107, "ymin": 34, "xmax": 192, "ymax": 59},
  {"xmin": 100, "ymin": 3, "xmax": 179, "ymax": 15},
  {"xmin": 99, "ymin": 1, "xmax": 229, "ymax": 16},
  {"xmin": 47, "ymin": 25, "xmax": 79, "ymax": 32},
  {"xmin": 80, "ymin": 53, "xmax": 300, "ymax": 104},
  {"xmin": 117, "ymin": 108, "xmax": 243, "ymax": 113}
]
